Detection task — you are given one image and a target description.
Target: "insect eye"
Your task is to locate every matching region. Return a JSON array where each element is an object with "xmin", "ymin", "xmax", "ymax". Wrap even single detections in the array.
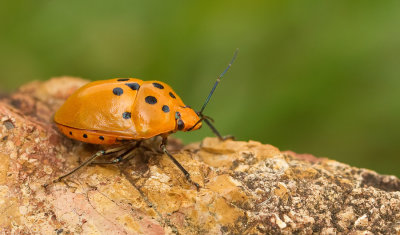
[{"xmin": 175, "ymin": 112, "xmax": 181, "ymax": 120}]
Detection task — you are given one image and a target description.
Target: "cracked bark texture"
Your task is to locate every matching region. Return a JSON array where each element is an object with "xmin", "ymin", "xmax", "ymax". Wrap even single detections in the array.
[{"xmin": 0, "ymin": 77, "xmax": 400, "ymax": 235}]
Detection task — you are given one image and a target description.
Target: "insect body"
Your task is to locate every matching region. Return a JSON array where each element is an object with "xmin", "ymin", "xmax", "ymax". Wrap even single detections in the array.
[
  {"xmin": 54, "ymin": 79, "xmax": 201, "ymax": 145},
  {"xmin": 49, "ymin": 49, "xmax": 238, "ymax": 190}
]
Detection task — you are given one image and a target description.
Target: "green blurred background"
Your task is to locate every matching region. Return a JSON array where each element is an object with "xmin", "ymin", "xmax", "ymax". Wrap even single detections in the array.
[{"xmin": 1, "ymin": 1, "xmax": 399, "ymax": 176}]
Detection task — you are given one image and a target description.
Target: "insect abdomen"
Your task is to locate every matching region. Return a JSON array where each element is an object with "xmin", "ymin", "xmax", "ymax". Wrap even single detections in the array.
[{"xmin": 56, "ymin": 124, "xmax": 135, "ymax": 145}]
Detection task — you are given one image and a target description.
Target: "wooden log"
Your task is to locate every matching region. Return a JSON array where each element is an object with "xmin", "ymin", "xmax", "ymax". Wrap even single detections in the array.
[{"xmin": 0, "ymin": 77, "xmax": 399, "ymax": 234}]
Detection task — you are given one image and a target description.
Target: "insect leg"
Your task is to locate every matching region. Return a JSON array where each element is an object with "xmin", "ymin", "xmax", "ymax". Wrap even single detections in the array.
[
  {"xmin": 203, "ymin": 118, "xmax": 235, "ymax": 141},
  {"xmin": 91, "ymin": 141, "xmax": 141, "ymax": 165},
  {"xmin": 160, "ymin": 137, "xmax": 200, "ymax": 190},
  {"xmin": 44, "ymin": 144, "xmax": 129, "ymax": 187}
]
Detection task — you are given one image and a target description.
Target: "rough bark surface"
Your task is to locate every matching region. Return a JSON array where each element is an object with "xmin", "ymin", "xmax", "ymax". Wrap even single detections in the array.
[{"xmin": 0, "ymin": 77, "xmax": 399, "ymax": 235}]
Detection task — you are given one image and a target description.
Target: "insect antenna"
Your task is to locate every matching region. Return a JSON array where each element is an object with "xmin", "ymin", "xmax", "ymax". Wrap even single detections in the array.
[{"xmin": 198, "ymin": 48, "xmax": 239, "ymax": 116}]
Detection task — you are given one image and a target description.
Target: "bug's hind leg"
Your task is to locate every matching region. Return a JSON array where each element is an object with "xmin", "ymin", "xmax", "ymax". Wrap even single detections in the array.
[
  {"xmin": 203, "ymin": 118, "xmax": 235, "ymax": 141},
  {"xmin": 91, "ymin": 141, "xmax": 141, "ymax": 165},
  {"xmin": 160, "ymin": 137, "xmax": 200, "ymax": 190},
  {"xmin": 44, "ymin": 144, "xmax": 130, "ymax": 188}
]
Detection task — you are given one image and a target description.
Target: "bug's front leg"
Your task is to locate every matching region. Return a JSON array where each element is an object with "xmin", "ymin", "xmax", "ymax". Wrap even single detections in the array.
[
  {"xmin": 160, "ymin": 137, "xmax": 200, "ymax": 190},
  {"xmin": 203, "ymin": 118, "xmax": 235, "ymax": 141}
]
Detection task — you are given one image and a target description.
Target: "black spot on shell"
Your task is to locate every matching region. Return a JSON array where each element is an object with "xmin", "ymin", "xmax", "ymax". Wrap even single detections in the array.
[
  {"xmin": 162, "ymin": 105, "xmax": 170, "ymax": 113},
  {"xmin": 125, "ymin": 82, "xmax": 140, "ymax": 90},
  {"xmin": 145, "ymin": 96, "xmax": 157, "ymax": 104},
  {"xmin": 113, "ymin": 87, "xmax": 123, "ymax": 96},
  {"xmin": 123, "ymin": 112, "xmax": 131, "ymax": 119},
  {"xmin": 169, "ymin": 92, "xmax": 176, "ymax": 99},
  {"xmin": 152, "ymin": 82, "xmax": 164, "ymax": 89},
  {"xmin": 99, "ymin": 136, "xmax": 104, "ymax": 140},
  {"xmin": 83, "ymin": 134, "xmax": 88, "ymax": 138},
  {"xmin": 69, "ymin": 131, "xmax": 72, "ymax": 135},
  {"xmin": 177, "ymin": 119, "xmax": 185, "ymax": 130},
  {"xmin": 117, "ymin": 78, "xmax": 130, "ymax": 81}
]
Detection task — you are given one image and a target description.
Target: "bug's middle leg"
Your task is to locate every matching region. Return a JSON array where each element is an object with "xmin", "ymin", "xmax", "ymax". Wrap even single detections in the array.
[
  {"xmin": 160, "ymin": 137, "xmax": 200, "ymax": 190},
  {"xmin": 91, "ymin": 141, "xmax": 141, "ymax": 165}
]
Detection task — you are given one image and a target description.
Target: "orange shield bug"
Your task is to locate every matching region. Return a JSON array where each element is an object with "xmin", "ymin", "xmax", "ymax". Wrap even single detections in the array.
[{"xmin": 48, "ymin": 49, "xmax": 238, "ymax": 190}]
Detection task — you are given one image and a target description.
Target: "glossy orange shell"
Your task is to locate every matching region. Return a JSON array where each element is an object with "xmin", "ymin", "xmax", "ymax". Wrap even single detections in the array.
[{"xmin": 54, "ymin": 78, "xmax": 201, "ymax": 144}]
